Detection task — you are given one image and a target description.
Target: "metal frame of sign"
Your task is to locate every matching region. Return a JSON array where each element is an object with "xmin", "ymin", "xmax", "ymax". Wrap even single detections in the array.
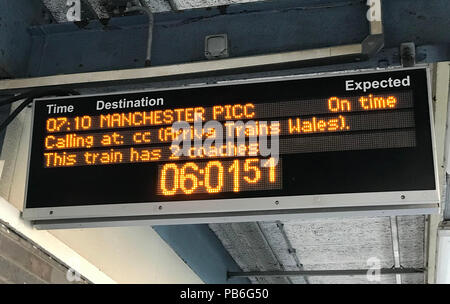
[{"xmin": 22, "ymin": 67, "xmax": 439, "ymax": 229}]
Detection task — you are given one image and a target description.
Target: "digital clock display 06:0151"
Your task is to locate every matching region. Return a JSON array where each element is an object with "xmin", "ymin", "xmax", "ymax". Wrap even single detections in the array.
[{"xmin": 158, "ymin": 158, "xmax": 281, "ymax": 196}]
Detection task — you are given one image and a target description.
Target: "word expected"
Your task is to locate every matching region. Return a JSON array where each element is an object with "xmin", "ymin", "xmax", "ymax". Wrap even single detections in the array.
[
  {"xmin": 158, "ymin": 158, "xmax": 281, "ymax": 196},
  {"xmin": 345, "ymin": 76, "xmax": 410, "ymax": 92}
]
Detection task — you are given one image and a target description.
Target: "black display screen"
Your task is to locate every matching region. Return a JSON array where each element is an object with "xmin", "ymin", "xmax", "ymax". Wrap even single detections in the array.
[{"xmin": 25, "ymin": 68, "xmax": 436, "ymax": 209}]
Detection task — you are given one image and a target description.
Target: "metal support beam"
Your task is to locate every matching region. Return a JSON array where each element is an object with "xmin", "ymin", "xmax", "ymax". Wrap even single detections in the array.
[
  {"xmin": 437, "ymin": 61, "xmax": 450, "ymax": 219},
  {"xmin": 0, "ymin": 44, "xmax": 448, "ymax": 95},
  {"xmin": 0, "ymin": 44, "xmax": 365, "ymax": 91},
  {"xmin": 256, "ymin": 222, "xmax": 293, "ymax": 284},
  {"xmin": 227, "ymin": 268, "xmax": 425, "ymax": 279},
  {"xmin": 390, "ymin": 216, "xmax": 402, "ymax": 284},
  {"xmin": 426, "ymin": 61, "xmax": 450, "ymax": 283},
  {"xmin": 275, "ymin": 221, "xmax": 309, "ymax": 284}
]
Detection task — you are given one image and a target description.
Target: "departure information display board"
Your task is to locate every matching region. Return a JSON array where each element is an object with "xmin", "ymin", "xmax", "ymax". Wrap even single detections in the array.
[{"xmin": 23, "ymin": 68, "xmax": 438, "ymax": 226}]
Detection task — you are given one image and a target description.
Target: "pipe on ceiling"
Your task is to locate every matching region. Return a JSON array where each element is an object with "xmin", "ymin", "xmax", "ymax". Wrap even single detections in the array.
[{"xmin": 126, "ymin": 1, "xmax": 154, "ymax": 66}]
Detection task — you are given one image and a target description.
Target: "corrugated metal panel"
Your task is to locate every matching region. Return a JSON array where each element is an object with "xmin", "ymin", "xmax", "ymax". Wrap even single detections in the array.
[
  {"xmin": 211, "ymin": 216, "xmax": 425, "ymax": 284},
  {"xmin": 209, "ymin": 222, "xmax": 290, "ymax": 284}
]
